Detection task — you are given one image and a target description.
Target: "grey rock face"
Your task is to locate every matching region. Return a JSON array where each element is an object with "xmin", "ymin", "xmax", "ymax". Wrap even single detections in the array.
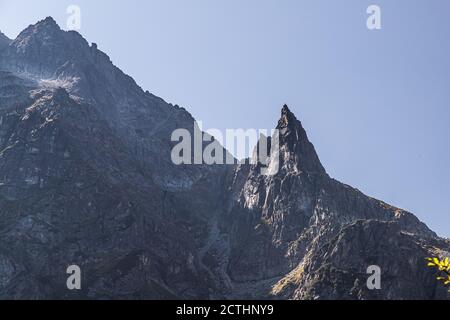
[
  {"xmin": 0, "ymin": 32, "xmax": 11, "ymax": 52},
  {"xmin": 210, "ymin": 107, "xmax": 449, "ymax": 299},
  {"xmin": 0, "ymin": 18, "xmax": 448, "ymax": 300}
]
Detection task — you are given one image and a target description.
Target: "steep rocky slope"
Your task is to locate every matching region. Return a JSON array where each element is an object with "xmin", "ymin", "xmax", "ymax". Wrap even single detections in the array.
[
  {"xmin": 211, "ymin": 106, "xmax": 449, "ymax": 299},
  {"xmin": 0, "ymin": 32, "xmax": 11, "ymax": 52},
  {"xmin": 0, "ymin": 17, "xmax": 226, "ymax": 299},
  {"xmin": 0, "ymin": 18, "xmax": 448, "ymax": 300}
]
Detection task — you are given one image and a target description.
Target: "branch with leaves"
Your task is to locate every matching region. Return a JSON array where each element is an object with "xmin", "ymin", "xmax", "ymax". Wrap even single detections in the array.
[{"xmin": 426, "ymin": 257, "xmax": 450, "ymax": 292}]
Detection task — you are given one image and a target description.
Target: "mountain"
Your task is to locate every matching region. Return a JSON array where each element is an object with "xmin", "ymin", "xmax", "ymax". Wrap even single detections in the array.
[
  {"xmin": 218, "ymin": 106, "xmax": 447, "ymax": 299},
  {"xmin": 0, "ymin": 17, "xmax": 448, "ymax": 300}
]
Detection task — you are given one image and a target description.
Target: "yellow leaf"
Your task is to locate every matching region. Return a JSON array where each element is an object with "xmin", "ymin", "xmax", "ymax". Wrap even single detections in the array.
[
  {"xmin": 428, "ymin": 263, "xmax": 436, "ymax": 267},
  {"xmin": 433, "ymin": 258, "xmax": 440, "ymax": 265},
  {"xmin": 444, "ymin": 258, "xmax": 449, "ymax": 267}
]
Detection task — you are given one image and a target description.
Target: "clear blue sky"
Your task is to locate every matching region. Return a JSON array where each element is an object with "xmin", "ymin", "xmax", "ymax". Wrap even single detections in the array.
[{"xmin": 1, "ymin": 0, "xmax": 449, "ymax": 237}]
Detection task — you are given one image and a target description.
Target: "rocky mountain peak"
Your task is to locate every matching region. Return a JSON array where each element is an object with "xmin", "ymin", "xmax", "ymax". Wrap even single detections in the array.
[
  {"xmin": 278, "ymin": 104, "xmax": 296, "ymax": 127},
  {"xmin": 0, "ymin": 16, "xmax": 93, "ymax": 80},
  {"xmin": 35, "ymin": 16, "xmax": 59, "ymax": 29},
  {"xmin": 275, "ymin": 105, "xmax": 326, "ymax": 175},
  {"xmin": 15, "ymin": 16, "xmax": 61, "ymax": 43}
]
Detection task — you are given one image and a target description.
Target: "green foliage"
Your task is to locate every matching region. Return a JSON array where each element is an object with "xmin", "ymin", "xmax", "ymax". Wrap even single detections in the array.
[{"xmin": 426, "ymin": 257, "xmax": 450, "ymax": 291}]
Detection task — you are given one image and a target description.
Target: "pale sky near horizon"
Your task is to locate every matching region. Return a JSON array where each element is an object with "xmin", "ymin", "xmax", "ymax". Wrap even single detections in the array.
[{"xmin": 0, "ymin": 0, "xmax": 449, "ymax": 237}]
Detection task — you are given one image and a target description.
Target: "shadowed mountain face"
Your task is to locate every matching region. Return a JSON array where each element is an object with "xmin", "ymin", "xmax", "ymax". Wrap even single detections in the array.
[
  {"xmin": 0, "ymin": 18, "xmax": 448, "ymax": 300},
  {"xmin": 0, "ymin": 32, "xmax": 11, "ymax": 52}
]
